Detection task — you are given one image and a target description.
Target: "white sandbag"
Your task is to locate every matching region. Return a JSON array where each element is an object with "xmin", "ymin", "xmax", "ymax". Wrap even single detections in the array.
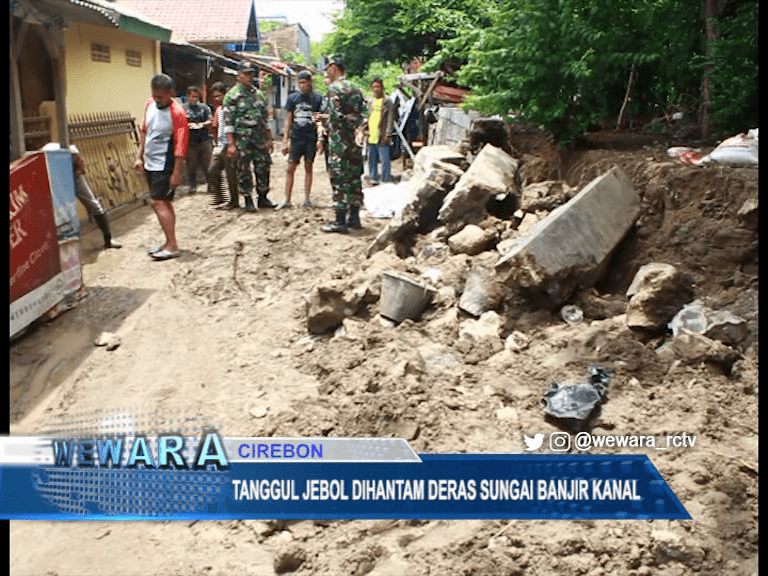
[{"xmin": 700, "ymin": 132, "xmax": 759, "ymax": 166}]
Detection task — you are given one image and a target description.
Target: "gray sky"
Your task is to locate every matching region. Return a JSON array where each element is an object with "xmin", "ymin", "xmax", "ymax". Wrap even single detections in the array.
[{"xmin": 255, "ymin": 0, "xmax": 345, "ymax": 42}]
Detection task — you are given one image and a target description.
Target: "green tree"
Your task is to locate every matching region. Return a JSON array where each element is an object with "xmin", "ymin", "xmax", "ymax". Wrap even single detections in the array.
[
  {"xmin": 350, "ymin": 61, "xmax": 404, "ymax": 97},
  {"xmin": 326, "ymin": 0, "xmax": 491, "ymax": 76},
  {"xmin": 703, "ymin": 0, "xmax": 758, "ymax": 135}
]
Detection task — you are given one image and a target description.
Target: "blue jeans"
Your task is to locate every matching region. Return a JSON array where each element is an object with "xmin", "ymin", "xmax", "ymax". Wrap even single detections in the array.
[{"xmin": 367, "ymin": 143, "xmax": 391, "ymax": 183}]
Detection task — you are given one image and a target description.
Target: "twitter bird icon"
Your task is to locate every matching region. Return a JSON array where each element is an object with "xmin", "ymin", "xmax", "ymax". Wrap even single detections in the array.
[{"xmin": 524, "ymin": 433, "xmax": 544, "ymax": 451}]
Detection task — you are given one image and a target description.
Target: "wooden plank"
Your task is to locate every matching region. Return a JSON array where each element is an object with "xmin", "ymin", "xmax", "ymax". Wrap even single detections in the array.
[{"xmin": 419, "ymin": 71, "xmax": 443, "ymax": 110}]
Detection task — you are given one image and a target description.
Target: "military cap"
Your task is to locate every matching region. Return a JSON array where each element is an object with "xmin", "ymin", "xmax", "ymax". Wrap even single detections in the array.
[
  {"xmin": 237, "ymin": 61, "xmax": 256, "ymax": 73},
  {"xmin": 297, "ymin": 70, "xmax": 313, "ymax": 81}
]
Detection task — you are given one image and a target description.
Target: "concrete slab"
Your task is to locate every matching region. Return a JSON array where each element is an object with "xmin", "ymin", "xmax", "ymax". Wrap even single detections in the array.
[
  {"xmin": 438, "ymin": 144, "xmax": 520, "ymax": 234},
  {"xmin": 495, "ymin": 166, "xmax": 640, "ymax": 303}
]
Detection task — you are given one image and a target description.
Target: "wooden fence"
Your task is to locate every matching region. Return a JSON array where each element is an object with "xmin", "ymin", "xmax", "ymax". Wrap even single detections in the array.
[{"xmin": 68, "ymin": 111, "xmax": 148, "ymax": 211}]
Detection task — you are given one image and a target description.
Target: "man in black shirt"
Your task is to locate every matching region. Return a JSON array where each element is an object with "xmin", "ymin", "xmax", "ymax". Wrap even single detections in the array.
[
  {"xmin": 279, "ymin": 71, "xmax": 323, "ymax": 209},
  {"xmin": 183, "ymin": 85, "xmax": 212, "ymax": 194}
]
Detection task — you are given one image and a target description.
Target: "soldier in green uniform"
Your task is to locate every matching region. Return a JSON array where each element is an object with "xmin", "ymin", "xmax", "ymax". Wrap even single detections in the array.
[
  {"xmin": 224, "ymin": 61, "xmax": 276, "ymax": 212},
  {"xmin": 318, "ymin": 55, "xmax": 366, "ymax": 233}
]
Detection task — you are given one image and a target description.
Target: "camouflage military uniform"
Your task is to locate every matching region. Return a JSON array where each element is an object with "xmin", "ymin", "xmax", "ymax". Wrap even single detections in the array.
[
  {"xmin": 223, "ymin": 82, "xmax": 271, "ymax": 200},
  {"xmin": 323, "ymin": 77, "xmax": 365, "ymax": 210}
]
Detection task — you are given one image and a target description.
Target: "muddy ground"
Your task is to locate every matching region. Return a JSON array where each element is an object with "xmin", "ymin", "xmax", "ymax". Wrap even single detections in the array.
[{"xmin": 9, "ymin": 131, "xmax": 758, "ymax": 576}]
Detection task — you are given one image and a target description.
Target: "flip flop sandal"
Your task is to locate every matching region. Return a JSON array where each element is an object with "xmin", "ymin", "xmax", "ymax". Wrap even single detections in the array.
[
  {"xmin": 147, "ymin": 244, "xmax": 164, "ymax": 255},
  {"xmin": 150, "ymin": 249, "xmax": 181, "ymax": 261},
  {"xmin": 275, "ymin": 202, "xmax": 293, "ymax": 210},
  {"xmin": 302, "ymin": 199, "xmax": 313, "ymax": 209}
]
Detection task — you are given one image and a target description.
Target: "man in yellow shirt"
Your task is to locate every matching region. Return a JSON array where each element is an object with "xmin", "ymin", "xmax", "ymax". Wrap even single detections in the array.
[{"xmin": 364, "ymin": 78, "xmax": 396, "ymax": 185}]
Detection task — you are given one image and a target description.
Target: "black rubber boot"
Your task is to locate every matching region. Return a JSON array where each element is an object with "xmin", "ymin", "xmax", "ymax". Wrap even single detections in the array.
[
  {"xmin": 257, "ymin": 195, "xmax": 276, "ymax": 209},
  {"xmin": 93, "ymin": 213, "xmax": 122, "ymax": 249},
  {"xmin": 243, "ymin": 195, "xmax": 258, "ymax": 213},
  {"xmin": 322, "ymin": 209, "xmax": 349, "ymax": 234},
  {"xmin": 348, "ymin": 205, "xmax": 362, "ymax": 230}
]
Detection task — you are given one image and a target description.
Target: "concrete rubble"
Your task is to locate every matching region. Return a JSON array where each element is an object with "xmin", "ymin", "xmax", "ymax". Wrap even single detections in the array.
[
  {"xmin": 519, "ymin": 180, "xmax": 576, "ymax": 212},
  {"xmin": 657, "ymin": 329, "xmax": 740, "ymax": 373},
  {"xmin": 496, "ymin": 166, "xmax": 641, "ymax": 304},
  {"xmin": 367, "ymin": 146, "xmax": 467, "ymax": 258},
  {"xmin": 447, "ymin": 224, "xmax": 497, "ymax": 256},
  {"xmin": 625, "ymin": 263, "xmax": 695, "ymax": 330},
  {"xmin": 438, "ymin": 144, "xmax": 520, "ymax": 235},
  {"xmin": 458, "ymin": 253, "xmax": 503, "ymax": 317},
  {"xmin": 308, "ymin": 141, "xmax": 748, "ymax": 386}
]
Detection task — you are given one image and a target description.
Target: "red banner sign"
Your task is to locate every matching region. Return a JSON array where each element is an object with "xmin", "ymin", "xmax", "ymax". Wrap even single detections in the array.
[{"xmin": 10, "ymin": 153, "xmax": 61, "ymax": 304}]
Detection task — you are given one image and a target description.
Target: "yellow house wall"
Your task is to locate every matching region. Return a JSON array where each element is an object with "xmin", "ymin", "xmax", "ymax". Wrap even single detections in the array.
[
  {"xmin": 63, "ymin": 23, "xmax": 162, "ymax": 222},
  {"xmin": 65, "ymin": 22, "xmax": 161, "ymax": 128}
]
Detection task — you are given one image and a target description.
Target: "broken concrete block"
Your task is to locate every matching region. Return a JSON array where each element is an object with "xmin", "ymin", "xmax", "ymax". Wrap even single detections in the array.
[
  {"xmin": 439, "ymin": 144, "xmax": 520, "ymax": 234},
  {"xmin": 412, "ymin": 145, "xmax": 468, "ymax": 175},
  {"xmin": 306, "ymin": 280, "xmax": 362, "ymax": 334},
  {"xmin": 656, "ymin": 329, "xmax": 740, "ymax": 370},
  {"xmin": 705, "ymin": 310, "xmax": 749, "ymax": 345},
  {"xmin": 519, "ymin": 180, "xmax": 576, "ymax": 213},
  {"xmin": 516, "ymin": 213, "xmax": 541, "ymax": 237},
  {"xmin": 367, "ymin": 155, "xmax": 465, "ymax": 258},
  {"xmin": 459, "ymin": 268, "xmax": 493, "ymax": 317},
  {"xmin": 496, "ymin": 167, "xmax": 641, "ymax": 304},
  {"xmin": 626, "ymin": 263, "xmax": 694, "ymax": 330},
  {"xmin": 447, "ymin": 224, "xmax": 496, "ymax": 256},
  {"xmin": 458, "ymin": 256, "xmax": 506, "ymax": 318}
]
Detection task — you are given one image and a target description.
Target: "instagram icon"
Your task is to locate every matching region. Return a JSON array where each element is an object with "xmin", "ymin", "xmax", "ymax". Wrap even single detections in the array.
[{"xmin": 549, "ymin": 432, "xmax": 571, "ymax": 451}]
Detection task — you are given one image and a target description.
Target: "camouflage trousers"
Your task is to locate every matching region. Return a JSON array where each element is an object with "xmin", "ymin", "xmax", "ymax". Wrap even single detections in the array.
[
  {"xmin": 328, "ymin": 153, "xmax": 364, "ymax": 211},
  {"xmin": 236, "ymin": 144, "xmax": 271, "ymax": 198}
]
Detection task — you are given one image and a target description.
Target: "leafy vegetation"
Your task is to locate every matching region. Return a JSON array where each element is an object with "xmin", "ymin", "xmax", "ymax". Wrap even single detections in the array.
[
  {"xmin": 350, "ymin": 61, "xmax": 404, "ymax": 97},
  {"xmin": 325, "ymin": 0, "xmax": 757, "ymax": 145}
]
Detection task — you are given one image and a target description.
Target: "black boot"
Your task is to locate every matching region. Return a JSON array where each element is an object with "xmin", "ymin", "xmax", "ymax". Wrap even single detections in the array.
[
  {"xmin": 221, "ymin": 188, "xmax": 239, "ymax": 210},
  {"xmin": 348, "ymin": 205, "xmax": 362, "ymax": 230},
  {"xmin": 322, "ymin": 209, "xmax": 349, "ymax": 234},
  {"xmin": 243, "ymin": 195, "xmax": 258, "ymax": 213},
  {"xmin": 257, "ymin": 195, "xmax": 276, "ymax": 209},
  {"xmin": 93, "ymin": 213, "xmax": 122, "ymax": 249}
]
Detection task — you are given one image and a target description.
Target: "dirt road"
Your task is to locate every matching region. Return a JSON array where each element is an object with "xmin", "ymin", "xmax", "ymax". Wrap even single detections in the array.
[{"xmin": 10, "ymin": 144, "xmax": 758, "ymax": 576}]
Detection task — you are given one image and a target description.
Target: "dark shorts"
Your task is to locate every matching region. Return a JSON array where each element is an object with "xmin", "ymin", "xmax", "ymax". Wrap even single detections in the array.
[
  {"xmin": 144, "ymin": 170, "xmax": 175, "ymax": 201},
  {"xmin": 288, "ymin": 137, "xmax": 317, "ymax": 164}
]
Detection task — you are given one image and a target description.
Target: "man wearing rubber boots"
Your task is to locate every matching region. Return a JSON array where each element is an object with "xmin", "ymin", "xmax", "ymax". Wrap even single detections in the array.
[
  {"xmin": 319, "ymin": 55, "xmax": 365, "ymax": 233},
  {"xmin": 224, "ymin": 61, "xmax": 275, "ymax": 212}
]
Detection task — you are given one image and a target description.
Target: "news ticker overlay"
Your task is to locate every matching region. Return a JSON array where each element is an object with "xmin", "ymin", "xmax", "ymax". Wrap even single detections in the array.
[{"xmin": 0, "ymin": 434, "xmax": 690, "ymax": 520}]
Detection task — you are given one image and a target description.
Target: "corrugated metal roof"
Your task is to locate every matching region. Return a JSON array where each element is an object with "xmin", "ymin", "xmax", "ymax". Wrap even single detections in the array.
[
  {"xmin": 120, "ymin": 0, "xmax": 256, "ymax": 43},
  {"xmin": 11, "ymin": 0, "xmax": 171, "ymax": 41}
]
